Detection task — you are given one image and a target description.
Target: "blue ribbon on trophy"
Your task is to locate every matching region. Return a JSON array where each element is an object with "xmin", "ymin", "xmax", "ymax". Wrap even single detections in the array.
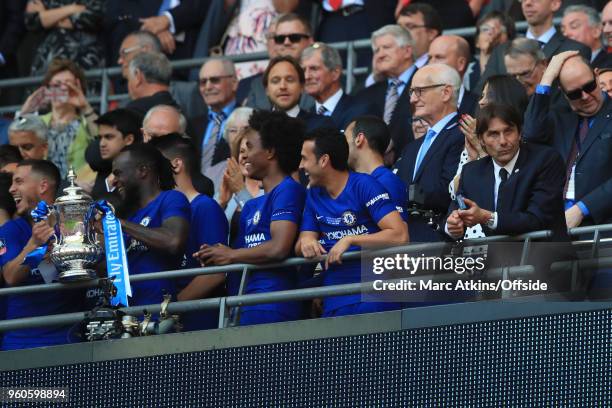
[
  {"xmin": 23, "ymin": 201, "xmax": 53, "ymax": 269},
  {"xmin": 89, "ymin": 200, "xmax": 132, "ymax": 307}
]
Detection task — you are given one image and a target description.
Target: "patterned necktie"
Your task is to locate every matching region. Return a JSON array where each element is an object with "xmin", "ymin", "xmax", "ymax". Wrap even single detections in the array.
[
  {"xmin": 412, "ymin": 128, "xmax": 436, "ymax": 181},
  {"xmin": 497, "ymin": 168, "xmax": 509, "ymax": 209},
  {"xmin": 384, "ymin": 78, "xmax": 402, "ymax": 125},
  {"xmin": 201, "ymin": 113, "xmax": 224, "ymax": 173},
  {"xmin": 317, "ymin": 105, "xmax": 328, "ymax": 116},
  {"xmin": 563, "ymin": 117, "xmax": 589, "ymax": 196}
]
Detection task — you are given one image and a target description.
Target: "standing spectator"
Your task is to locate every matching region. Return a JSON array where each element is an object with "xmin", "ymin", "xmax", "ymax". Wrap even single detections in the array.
[
  {"xmin": 25, "ymin": 0, "xmax": 105, "ymax": 81},
  {"xmin": 0, "ymin": 1, "xmax": 27, "ymax": 106},
  {"xmin": 396, "ymin": 0, "xmax": 477, "ymax": 30},
  {"xmin": 189, "ymin": 57, "xmax": 238, "ymax": 191},
  {"xmin": 561, "ymin": 5, "xmax": 608, "ymax": 68},
  {"xmin": 604, "ymin": 1, "xmax": 612, "ymax": 53},
  {"xmin": 356, "ymin": 25, "xmax": 416, "ymax": 165},
  {"xmin": 301, "ymin": 43, "xmax": 375, "ymax": 129},
  {"xmin": 0, "ymin": 145, "xmax": 22, "ymax": 173},
  {"xmin": 117, "ymin": 31, "xmax": 162, "ymax": 80},
  {"xmin": 19, "ymin": 59, "xmax": 96, "ymax": 188},
  {"xmin": 125, "ymin": 52, "xmax": 178, "ymax": 116},
  {"xmin": 396, "ymin": 3, "xmax": 441, "ymax": 69},
  {"xmin": 597, "ymin": 65, "xmax": 612, "ymax": 97},
  {"xmin": 8, "ymin": 115, "xmax": 48, "ymax": 160}
]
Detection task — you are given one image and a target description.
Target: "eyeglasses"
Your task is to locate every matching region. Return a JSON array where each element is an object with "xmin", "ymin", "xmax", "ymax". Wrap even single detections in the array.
[
  {"xmin": 408, "ymin": 84, "xmax": 447, "ymax": 98},
  {"xmin": 563, "ymin": 79, "xmax": 598, "ymax": 100},
  {"xmin": 119, "ymin": 45, "xmax": 142, "ymax": 57},
  {"xmin": 511, "ymin": 63, "xmax": 538, "ymax": 81},
  {"xmin": 199, "ymin": 75, "xmax": 234, "ymax": 86},
  {"xmin": 401, "ymin": 23, "xmax": 427, "ymax": 30},
  {"xmin": 273, "ymin": 33, "xmax": 310, "ymax": 44}
]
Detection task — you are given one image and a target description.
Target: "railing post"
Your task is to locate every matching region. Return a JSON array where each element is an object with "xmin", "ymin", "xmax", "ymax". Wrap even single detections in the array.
[
  {"xmin": 218, "ymin": 297, "xmax": 227, "ymax": 329},
  {"xmin": 519, "ymin": 237, "xmax": 531, "ymax": 265},
  {"xmin": 346, "ymin": 41, "xmax": 356, "ymax": 94},
  {"xmin": 590, "ymin": 228, "xmax": 600, "ymax": 259},
  {"xmin": 231, "ymin": 265, "xmax": 250, "ymax": 326},
  {"xmin": 100, "ymin": 69, "xmax": 109, "ymax": 114}
]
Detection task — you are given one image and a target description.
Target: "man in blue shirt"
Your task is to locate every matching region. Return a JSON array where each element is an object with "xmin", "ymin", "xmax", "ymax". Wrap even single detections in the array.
[
  {"xmin": 111, "ymin": 144, "xmax": 190, "ymax": 307},
  {"xmin": 1, "ymin": 160, "xmax": 83, "ymax": 350},
  {"xmin": 345, "ymin": 115, "xmax": 408, "ymax": 223},
  {"xmin": 194, "ymin": 110, "xmax": 306, "ymax": 325},
  {"xmin": 297, "ymin": 127, "xmax": 408, "ymax": 317},
  {"xmin": 152, "ymin": 134, "xmax": 228, "ymax": 330}
]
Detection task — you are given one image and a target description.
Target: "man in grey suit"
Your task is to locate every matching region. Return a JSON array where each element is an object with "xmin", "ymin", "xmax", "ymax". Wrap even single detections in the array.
[{"xmin": 477, "ymin": 0, "xmax": 591, "ymax": 93}]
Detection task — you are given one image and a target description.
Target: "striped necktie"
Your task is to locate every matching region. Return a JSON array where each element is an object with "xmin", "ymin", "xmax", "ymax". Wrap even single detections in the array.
[{"xmin": 384, "ymin": 78, "xmax": 402, "ymax": 124}]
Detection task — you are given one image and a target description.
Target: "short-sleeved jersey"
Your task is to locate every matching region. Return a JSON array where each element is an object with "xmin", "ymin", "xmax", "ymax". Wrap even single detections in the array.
[
  {"xmin": 0, "ymin": 218, "xmax": 84, "ymax": 350},
  {"xmin": 301, "ymin": 172, "xmax": 397, "ymax": 313},
  {"xmin": 371, "ymin": 165, "xmax": 408, "ymax": 222},
  {"xmin": 126, "ymin": 190, "xmax": 190, "ymax": 307},
  {"xmin": 233, "ymin": 176, "xmax": 306, "ymax": 318},
  {"xmin": 178, "ymin": 193, "xmax": 228, "ymax": 331}
]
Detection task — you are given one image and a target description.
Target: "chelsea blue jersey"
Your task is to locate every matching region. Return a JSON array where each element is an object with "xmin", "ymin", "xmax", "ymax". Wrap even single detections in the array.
[{"xmin": 371, "ymin": 165, "xmax": 408, "ymax": 222}]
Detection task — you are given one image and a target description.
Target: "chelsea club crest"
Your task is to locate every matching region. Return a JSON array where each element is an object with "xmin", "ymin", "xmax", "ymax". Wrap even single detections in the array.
[
  {"xmin": 342, "ymin": 211, "xmax": 356, "ymax": 226},
  {"xmin": 253, "ymin": 210, "xmax": 261, "ymax": 225},
  {"xmin": 140, "ymin": 217, "xmax": 151, "ymax": 227}
]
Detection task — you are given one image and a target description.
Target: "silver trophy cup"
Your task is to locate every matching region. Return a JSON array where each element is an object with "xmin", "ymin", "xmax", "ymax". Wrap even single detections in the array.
[{"xmin": 49, "ymin": 170, "xmax": 103, "ymax": 282}]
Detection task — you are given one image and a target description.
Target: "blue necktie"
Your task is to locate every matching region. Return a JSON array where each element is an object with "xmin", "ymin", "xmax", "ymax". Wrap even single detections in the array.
[
  {"xmin": 413, "ymin": 128, "xmax": 436, "ymax": 181},
  {"xmin": 158, "ymin": 0, "xmax": 172, "ymax": 15}
]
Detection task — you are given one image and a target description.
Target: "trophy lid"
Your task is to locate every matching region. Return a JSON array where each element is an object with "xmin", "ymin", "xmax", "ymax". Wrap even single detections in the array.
[{"xmin": 55, "ymin": 168, "xmax": 92, "ymax": 204}]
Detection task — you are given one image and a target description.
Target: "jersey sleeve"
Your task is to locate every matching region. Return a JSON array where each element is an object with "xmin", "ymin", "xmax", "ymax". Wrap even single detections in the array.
[
  {"xmin": 300, "ymin": 193, "xmax": 320, "ymax": 233},
  {"xmin": 194, "ymin": 197, "xmax": 229, "ymax": 247},
  {"xmin": 0, "ymin": 222, "xmax": 27, "ymax": 268},
  {"xmin": 359, "ymin": 175, "xmax": 397, "ymax": 224},
  {"xmin": 270, "ymin": 181, "xmax": 306, "ymax": 224},
  {"xmin": 161, "ymin": 190, "xmax": 191, "ymax": 222}
]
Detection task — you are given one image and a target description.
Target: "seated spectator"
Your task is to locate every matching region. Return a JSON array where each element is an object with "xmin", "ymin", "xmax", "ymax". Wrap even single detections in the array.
[
  {"xmin": 467, "ymin": 11, "xmax": 515, "ymax": 92},
  {"xmin": 91, "ymin": 109, "xmax": 143, "ymax": 199},
  {"xmin": 25, "ymin": 0, "xmax": 105, "ymax": 83},
  {"xmin": 356, "ymin": 25, "xmax": 417, "ymax": 165},
  {"xmin": 263, "ymin": 56, "xmax": 334, "ymax": 132},
  {"xmin": 152, "ymin": 134, "xmax": 228, "ymax": 332},
  {"xmin": 596, "ymin": 65, "xmax": 612, "ymax": 97},
  {"xmin": 604, "ymin": 1, "xmax": 612, "ymax": 53},
  {"xmin": 189, "ymin": 57, "xmax": 238, "ymax": 191},
  {"xmin": 194, "ymin": 110, "xmax": 307, "ymax": 326},
  {"xmin": 117, "ymin": 31, "xmax": 162, "ymax": 81},
  {"xmin": 561, "ymin": 5, "xmax": 608, "ymax": 68},
  {"xmin": 0, "ymin": 145, "xmax": 22, "ymax": 173},
  {"xmin": 301, "ymin": 43, "xmax": 375, "ymax": 130},
  {"xmin": 125, "ymin": 52, "xmax": 179, "ymax": 116},
  {"xmin": 111, "ymin": 144, "xmax": 190, "ymax": 306},
  {"xmin": 344, "ymin": 115, "xmax": 408, "ymax": 222},
  {"xmin": 393, "ymin": 63, "xmax": 464, "ymax": 243},
  {"xmin": 8, "ymin": 114, "xmax": 48, "ymax": 160},
  {"xmin": 1, "ymin": 160, "xmax": 84, "ymax": 350},
  {"xmin": 142, "ymin": 105, "xmax": 187, "ymax": 142},
  {"xmin": 19, "ymin": 59, "xmax": 96, "ymax": 188},
  {"xmin": 297, "ymin": 127, "xmax": 407, "ymax": 317},
  {"xmin": 428, "ymin": 35, "xmax": 480, "ymax": 115},
  {"xmin": 245, "ymin": 13, "xmax": 315, "ymax": 111}
]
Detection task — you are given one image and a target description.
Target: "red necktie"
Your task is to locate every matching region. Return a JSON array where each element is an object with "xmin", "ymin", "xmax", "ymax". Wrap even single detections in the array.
[{"xmin": 329, "ymin": 0, "xmax": 343, "ymax": 11}]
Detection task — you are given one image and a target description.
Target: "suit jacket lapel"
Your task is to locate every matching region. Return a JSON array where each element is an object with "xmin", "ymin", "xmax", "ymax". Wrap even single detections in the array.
[
  {"xmin": 331, "ymin": 93, "xmax": 349, "ymax": 120},
  {"xmin": 479, "ymin": 159, "xmax": 496, "ymax": 212},
  {"xmin": 542, "ymin": 32, "xmax": 563, "ymax": 58},
  {"xmin": 577, "ymin": 99, "xmax": 612, "ymax": 164},
  {"xmin": 497, "ymin": 147, "xmax": 527, "ymax": 213}
]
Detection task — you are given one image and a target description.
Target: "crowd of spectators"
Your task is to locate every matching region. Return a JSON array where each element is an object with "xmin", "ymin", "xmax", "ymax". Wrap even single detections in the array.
[{"xmin": 0, "ymin": 0, "xmax": 611, "ymax": 350}]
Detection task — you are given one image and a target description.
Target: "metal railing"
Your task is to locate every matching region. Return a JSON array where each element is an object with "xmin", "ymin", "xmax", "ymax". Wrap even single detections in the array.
[
  {"xmin": 0, "ymin": 222, "xmax": 610, "ymax": 333},
  {"xmin": 0, "ymin": 20, "xmax": 544, "ymax": 115}
]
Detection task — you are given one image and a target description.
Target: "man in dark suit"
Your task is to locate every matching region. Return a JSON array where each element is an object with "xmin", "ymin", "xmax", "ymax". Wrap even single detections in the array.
[
  {"xmin": 188, "ymin": 57, "xmax": 238, "ymax": 191},
  {"xmin": 561, "ymin": 4, "xmax": 608, "ymax": 69},
  {"xmin": 523, "ymin": 51, "xmax": 612, "ymax": 229},
  {"xmin": 427, "ymin": 35, "xmax": 479, "ymax": 116},
  {"xmin": 446, "ymin": 104, "xmax": 574, "ymax": 294},
  {"xmin": 264, "ymin": 56, "xmax": 334, "ymax": 133},
  {"xmin": 477, "ymin": 0, "xmax": 591, "ymax": 93},
  {"xmin": 394, "ymin": 64, "xmax": 464, "ymax": 242},
  {"xmin": 301, "ymin": 43, "xmax": 375, "ymax": 130},
  {"xmin": 125, "ymin": 51, "xmax": 179, "ymax": 116},
  {"xmin": 356, "ymin": 25, "xmax": 418, "ymax": 165}
]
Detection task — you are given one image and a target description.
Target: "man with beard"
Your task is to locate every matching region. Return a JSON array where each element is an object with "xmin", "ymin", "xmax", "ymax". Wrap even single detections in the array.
[
  {"xmin": 111, "ymin": 144, "xmax": 190, "ymax": 307},
  {"xmin": 0, "ymin": 160, "xmax": 83, "ymax": 350}
]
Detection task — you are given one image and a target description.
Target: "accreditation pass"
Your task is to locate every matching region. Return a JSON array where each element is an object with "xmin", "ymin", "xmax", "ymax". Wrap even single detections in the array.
[{"xmin": 0, "ymin": 387, "xmax": 69, "ymax": 402}]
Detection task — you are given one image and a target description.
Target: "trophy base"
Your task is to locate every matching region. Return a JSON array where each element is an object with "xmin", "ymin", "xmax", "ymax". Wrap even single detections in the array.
[{"xmin": 59, "ymin": 269, "xmax": 97, "ymax": 282}]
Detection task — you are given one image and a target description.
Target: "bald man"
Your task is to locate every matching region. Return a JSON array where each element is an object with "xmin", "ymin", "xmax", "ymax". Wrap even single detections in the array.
[
  {"xmin": 428, "ymin": 35, "xmax": 479, "ymax": 115},
  {"xmin": 524, "ymin": 51, "xmax": 612, "ymax": 230}
]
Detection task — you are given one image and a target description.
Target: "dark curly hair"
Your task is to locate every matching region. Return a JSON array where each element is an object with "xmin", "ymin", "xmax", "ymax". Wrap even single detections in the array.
[{"xmin": 248, "ymin": 110, "xmax": 305, "ymax": 175}]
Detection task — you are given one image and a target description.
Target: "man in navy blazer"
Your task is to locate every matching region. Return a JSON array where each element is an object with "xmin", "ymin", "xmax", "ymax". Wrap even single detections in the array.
[
  {"xmin": 356, "ymin": 25, "xmax": 418, "ymax": 165},
  {"xmin": 394, "ymin": 64, "xmax": 464, "ymax": 242},
  {"xmin": 301, "ymin": 43, "xmax": 376, "ymax": 130},
  {"xmin": 523, "ymin": 51, "xmax": 612, "ymax": 229}
]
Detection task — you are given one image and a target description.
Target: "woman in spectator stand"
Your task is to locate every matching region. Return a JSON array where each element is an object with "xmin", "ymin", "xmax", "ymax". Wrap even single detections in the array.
[
  {"xmin": 451, "ymin": 74, "xmax": 528, "ymax": 238},
  {"xmin": 25, "ymin": 0, "xmax": 105, "ymax": 82},
  {"xmin": 19, "ymin": 59, "xmax": 96, "ymax": 189}
]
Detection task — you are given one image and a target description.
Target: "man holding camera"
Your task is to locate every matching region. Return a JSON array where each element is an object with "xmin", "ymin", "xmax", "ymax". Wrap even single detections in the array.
[{"xmin": 394, "ymin": 64, "xmax": 463, "ymax": 242}]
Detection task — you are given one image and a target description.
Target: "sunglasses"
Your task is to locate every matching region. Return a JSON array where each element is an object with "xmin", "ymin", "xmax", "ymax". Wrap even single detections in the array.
[
  {"xmin": 273, "ymin": 33, "xmax": 310, "ymax": 44},
  {"xmin": 199, "ymin": 75, "xmax": 234, "ymax": 85},
  {"xmin": 563, "ymin": 79, "xmax": 597, "ymax": 100}
]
